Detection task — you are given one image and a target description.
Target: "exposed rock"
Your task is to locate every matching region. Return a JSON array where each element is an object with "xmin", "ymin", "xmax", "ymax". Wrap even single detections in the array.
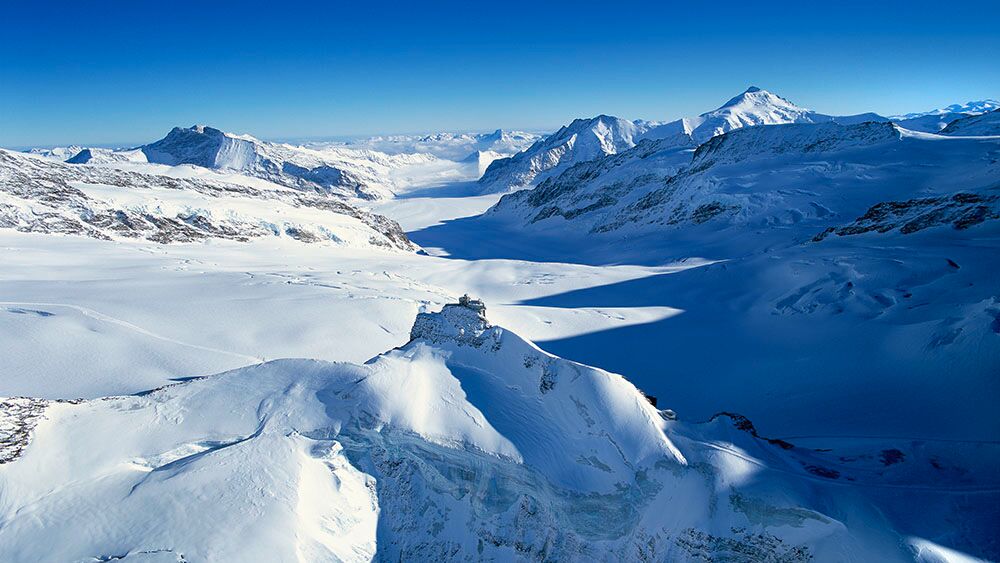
[
  {"xmin": 0, "ymin": 397, "xmax": 49, "ymax": 464},
  {"xmin": 813, "ymin": 192, "xmax": 1000, "ymax": 241},
  {"xmin": 409, "ymin": 295, "xmax": 499, "ymax": 348}
]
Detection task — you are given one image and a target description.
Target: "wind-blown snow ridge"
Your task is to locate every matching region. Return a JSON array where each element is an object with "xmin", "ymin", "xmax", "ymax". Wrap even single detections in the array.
[{"xmin": 1, "ymin": 300, "xmax": 994, "ymax": 561}]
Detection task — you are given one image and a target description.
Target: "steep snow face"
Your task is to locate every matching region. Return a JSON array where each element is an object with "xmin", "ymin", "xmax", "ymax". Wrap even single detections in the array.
[
  {"xmin": 676, "ymin": 86, "xmax": 819, "ymax": 144},
  {"xmin": 0, "ymin": 149, "xmax": 415, "ymax": 250},
  {"xmin": 940, "ymin": 109, "xmax": 1000, "ymax": 136},
  {"xmin": 478, "ymin": 115, "xmax": 651, "ymax": 192},
  {"xmin": 68, "ymin": 126, "xmax": 435, "ymax": 200},
  {"xmin": 2, "ymin": 303, "xmax": 993, "ymax": 561},
  {"xmin": 645, "ymin": 87, "xmax": 888, "ymax": 146}
]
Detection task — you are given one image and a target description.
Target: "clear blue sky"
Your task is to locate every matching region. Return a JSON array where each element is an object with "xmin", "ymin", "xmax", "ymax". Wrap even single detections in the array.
[{"xmin": 2, "ymin": 0, "xmax": 997, "ymax": 147}]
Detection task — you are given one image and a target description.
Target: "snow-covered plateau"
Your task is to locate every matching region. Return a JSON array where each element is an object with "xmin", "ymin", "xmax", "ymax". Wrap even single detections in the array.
[{"xmin": 2, "ymin": 88, "xmax": 998, "ymax": 562}]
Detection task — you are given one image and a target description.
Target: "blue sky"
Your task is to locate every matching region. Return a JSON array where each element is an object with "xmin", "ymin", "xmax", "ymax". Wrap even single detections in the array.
[{"xmin": 2, "ymin": 0, "xmax": 998, "ymax": 147}]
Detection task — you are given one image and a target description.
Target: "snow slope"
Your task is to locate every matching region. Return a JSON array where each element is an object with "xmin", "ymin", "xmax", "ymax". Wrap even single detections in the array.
[{"xmin": 2, "ymin": 302, "xmax": 995, "ymax": 561}]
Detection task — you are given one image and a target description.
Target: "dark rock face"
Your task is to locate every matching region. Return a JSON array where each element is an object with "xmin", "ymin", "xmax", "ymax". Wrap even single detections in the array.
[
  {"xmin": 813, "ymin": 193, "xmax": 1000, "ymax": 241},
  {"xmin": 0, "ymin": 398, "xmax": 49, "ymax": 464},
  {"xmin": 409, "ymin": 295, "xmax": 499, "ymax": 349}
]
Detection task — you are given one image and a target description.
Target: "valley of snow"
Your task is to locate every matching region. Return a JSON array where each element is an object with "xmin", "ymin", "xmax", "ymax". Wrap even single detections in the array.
[{"xmin": 2, "ymin": 89, "xmax": 999, "ymax": 561}]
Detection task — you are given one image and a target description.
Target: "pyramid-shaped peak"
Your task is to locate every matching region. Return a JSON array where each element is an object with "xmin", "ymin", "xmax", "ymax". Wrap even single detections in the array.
[{"xmin": 712, "ymin": 87, "xmax": 806, "ymax": 114}]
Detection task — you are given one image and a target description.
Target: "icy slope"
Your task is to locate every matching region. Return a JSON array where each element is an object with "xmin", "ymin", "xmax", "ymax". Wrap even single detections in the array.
[
  {"xmin": 64, "ymin": 125, "xmax": 435, "ymax": 200},
  {"xmin": 2, "ymin": 301, "xmax": 994, "ymax": 561},
  {"xmin": 0, "ymin": 149, "xmax": 414, "ymax": 249}
]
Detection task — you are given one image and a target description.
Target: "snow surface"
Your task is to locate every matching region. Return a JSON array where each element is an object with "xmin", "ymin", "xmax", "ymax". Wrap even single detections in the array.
[
  {"xmin": 2, "ymin": 303, "xmax": 996, "ymax": 561},
  {"xmin": 3, "ymin": 90, "xmax": 999, "ymax": 561}
]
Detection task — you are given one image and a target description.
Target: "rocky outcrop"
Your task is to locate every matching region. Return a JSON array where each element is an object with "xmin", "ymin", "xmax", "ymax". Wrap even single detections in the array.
[
  {"xmin": 0, "ymin": 397, "xmax": 49, "ymax": 464},
  {"xmin": 409, "ymin": 295, "xmax": 498, "ymax": 348},
  {"xmin": 813, "ymin": 192, "xmax": 1000, "ymax": 241}
]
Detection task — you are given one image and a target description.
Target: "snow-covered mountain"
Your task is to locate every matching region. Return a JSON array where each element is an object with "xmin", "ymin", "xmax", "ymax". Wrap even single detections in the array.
[
  {"xmin": 652, "ymin": 86, "xmax": 886, "ymax": 145},
  {"xmin": 478, "ymin": 115, "xmax": 652, "ymax": 192},
  {"xmin": 62, "ymin": 125, "xmax": 435, "ymax": 200},
  {"xmin": 489, "ymin": 120, "xmax": 999, "ymax": 240},
  {"xmin": 478, "ymin": 87, "xmax": 888, "ymax": 193},
  {"xmin": 2, "ymin": 300, "xmax": 992, "ymax": 561},
  {"xmin": 0, "ymin": 149, "xmax": 414, "ymax": 250}
]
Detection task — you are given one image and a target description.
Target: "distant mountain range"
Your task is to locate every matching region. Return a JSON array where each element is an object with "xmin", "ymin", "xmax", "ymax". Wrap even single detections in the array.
[{"xmin": 335, "ymin": 129, "xmax": 542, "ymax": 161}]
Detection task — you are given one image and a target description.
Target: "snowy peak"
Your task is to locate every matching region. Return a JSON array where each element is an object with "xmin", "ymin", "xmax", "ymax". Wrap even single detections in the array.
[
  {"xmin": 713, "ymin": 86, "xmax": 807, "ymax": 116},
  {"xmin": 478, "ymin": 114, "xmax": 642, "ymax": 192},
  {"xmin": 687, "ymin": 87, "xmax": 818, "ymax": 143},
  {"xmin": 140, "ymin": 124, "xmax": 254, "ymax": 169}
]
